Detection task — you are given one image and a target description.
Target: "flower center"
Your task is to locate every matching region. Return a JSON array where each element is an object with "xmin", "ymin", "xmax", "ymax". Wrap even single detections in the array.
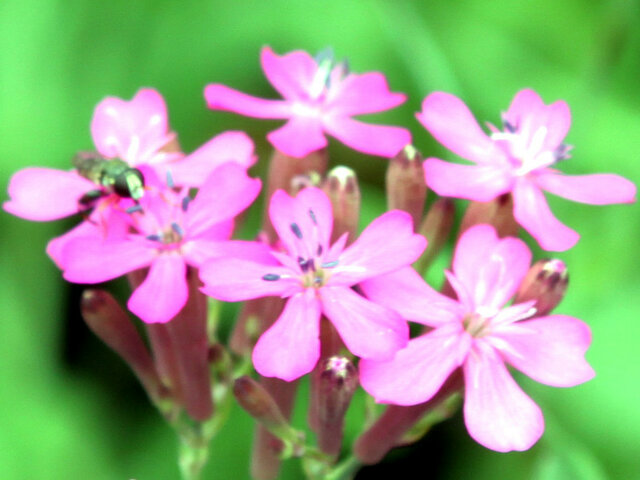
[
  {"xmin": 462, "ymin": 312, "xmax": 491, "ymax": 338},
  {"xmin": 491, "ymin": 118, "xmax": 571, "ymax": 176}
]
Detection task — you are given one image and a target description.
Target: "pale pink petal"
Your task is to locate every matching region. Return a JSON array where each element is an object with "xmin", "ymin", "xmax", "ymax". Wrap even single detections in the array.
[
  {"xmin": 423, "ymin": 158, "xmax": 514, "ymax": 202},
  {"xmin": 417, "ymin": 92, "xmax": 500, "ymax": 164},
  {"xmin": 91, "ymin": 89, "xmax": 170, "ymax": 162},
  {"xmin": 329, "ymin": 210, "xmax": 426, "ymax": 286},
  {"xmin": 252, "ymin": 291, "xmax": 322, "ymax": 381},
  {"xmin": 166, "ymin": 131, "xmax": 256, "ymax": 187},
  {"xmin": 4, "ymin": 168, "xmax": 96, "ymax": 221},
  {"xmin": 512, "ymin": 179, "xmax": 579, "ymax": 251},
  {"xmin": 326, "ymin": 72, "xmax": 406, "ymax": 116},
  {"xmin": 323, "ymin": 115, "xmax": 410, "ymax": 158},
  {"xmin": 463, "ymin": 343, "xmax": 544, "ymax": 452},
  {"xmin": 62, "ymin": 238, "xmax": 155, "ymax": 283},
  {"xmin": 503, "ymin": 89, "xmax": 545, "ymax": 132},
  {"xmin": 453, "ymin": 225, "xmax": 531, "ymax": 311},
  {"xmin": 128, "ymin": 255, "xmax": 188, "ymax": 324},
  {"xmin": 267, "ymin": 116, "xmax": 328, "ymax": 158},
  {"xmin": 184, "ymin": 239, "xmax": 278, "ymax": 268},
  {"xmin": 320, "ymin": 286, "xmax": 408, "ymax": 361},
  {"xmin": 360, "ymin": 325, "xmax": 470, "ymax": 405},
  {"xmin": 540, "ymin": 100, "xmax": 571, "ymax": 151},
  {"xmin": 204, "ymin": 84, "xmax": 293, "ymax": 119},
  {"xmin": 492, "ymin": 315, "xmax": 594, "ymax": 387},
  {"xmin": 503, "ymin": 90, "xmax": 570, "ymax": 151},
  {"xmin": 185, "ymin": 163, "xmax": 261, "ymax": 235},
  {"xmin": 360, "ymin": 267, "xmax": 464, "ymax": 327},
  {"xmin": 260, "ymin": 46, "xmax": 317, "ymax": 100},
  {"xmin": 534, "ymin": 171, "xmax": 636, "ymax": 205},
  {"xmin": 268, "ymin": 188, "xmax": 333, "ymax": 258},
  {"xmin": 199, "ymin": 258, "xmax": 299, "ymax": 302}
]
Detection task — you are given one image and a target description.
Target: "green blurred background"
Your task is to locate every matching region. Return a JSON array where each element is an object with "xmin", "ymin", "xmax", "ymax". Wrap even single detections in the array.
[{"xmin": 1, "ymin": 0, "xmax": 639, "ymax": 478}]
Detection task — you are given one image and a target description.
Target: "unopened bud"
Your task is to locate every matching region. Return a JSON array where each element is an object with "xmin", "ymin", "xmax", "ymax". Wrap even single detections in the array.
[
  {"xmin": 386, "ymin": 145, "xmax": 427, "ymax": 228},
  {"xmin": 291, "ymin": 171, "xmax": 323, "ymax": 193},
  {"xmin": 234, "ymin": 376, "xmax": 290, "ymax": 434},
  {"xmin": 414, "ymin": 198, "xmax": 455, "ymax": 273},
  {"xmin": 322, "ymin": 166, "xmax": 360, "ymax": 244},
  {"xmin": 314, "ymin": 356, "xmax": 358, "ymax": 456},
  {"xmin": 514, "ymin": 259, "xmax": 568, "ymax": 316},
  {"xmin": 459, "ymin": 193, "xmax": 519, "ymax": 238},
  {"xmin": 81, "ymin": 289, "xmax": 163, "ymax": 401}
]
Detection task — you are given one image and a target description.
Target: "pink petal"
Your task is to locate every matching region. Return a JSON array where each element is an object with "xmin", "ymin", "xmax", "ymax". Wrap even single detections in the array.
[
  {"xmin": 267, "ymin": 115, "xmax": 328, "ymax": 158},
  {"xmin": 252, "ymin": 291, "xmax": 322, "ymax": 381},
  {"xmin": 184, "ymin": 239, "xmax": 278, "ymax": 268},
  {"xmin": 165, "ymin": 131, "xmax": 256, "ymax": 187},
  {"xmin": 453, "ymin": 225, "xmax": 531, "ymax": 311},
  {"xmin": 360, "ymin": 325, "xmax": 470, "ymax": 405},
  {"xmin": 62, "ymin": 238, "xmax": 155, "ymax": 283},
  {"xmin": 194, "ymin": 219, "xmax": 235, "ymax": 242},
  {"xmin": 204, "ymin": 84, "xmax": 292, "ymax": 119},
  {"xmin": 512, "ymin": 179, "xmax": 579, "ymax": 251},
  {"xmin": 360, "ymin": 267, "xmax": 464, "ymax": 327},
  {"xmin": 323, "ymin": 115, "xmax": 411, "ymax": 158},
  {"xmin": 463, "ymin": 343, "xmax": 544, "ymax": 452},
  {"xmin": 330, "ymin": 211, "xmax": 426, "ymax": 286},
  {"xmin": 423, "ymin": 158, "xmax": 514, "ymax": 202},
  {"xmin": 199, "ymin": 257, "xmax": 299, "ymax": 302},
  {"xmin": 320, "ymin": 286, "xmax": 408, "ymax": 361},
  {"xmin": 260, "ymin": 46, "xmax": 317, "ymax": 100},
  {"xmin": 268, "ymin": 188, "xmax": 333, "ymax": 258},
  {"xmin": 4, "ymin": 168, "xmax": 96, "ymax": 221},
  {"xmin": 492, "ymin": 315, "xmax": 594, "ymax": 387},
  {"xmin": 504, "ymin": 89, "xmax": 570, "ymax": 151},
  {"xmin": 46, "ymin": 221, "xmax": 102, "ymax": 268},
  {"xmin": 185, "ymin": 163, "xmax": 261, "ymax": 235},
  {"xmin": 534, "ymin": 171, "xmax": 637, "ymax": 205},
  {"xmin": 128, "ymin": 254, "xmax": 188, "ymax": 324},
  {"xmin": 417, "ymin": 92, "xmax": 500, "ymax": 164},
  {"xmin": 91, "ymin": 88, "xmax": 171, "ymax": 163},
  {"xmin": 326, "ymin": 72, "xmax": 407, "ymax": 116}
]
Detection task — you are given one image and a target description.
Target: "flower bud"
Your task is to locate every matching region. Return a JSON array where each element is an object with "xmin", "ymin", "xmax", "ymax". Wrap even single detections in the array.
[
  {"xmin": 386, "ymin": 145, "xmax": 427, "ymax": 228},
  {"xmin": 234, "ymin": 376, "xmax": 289, "ymax": 430},
  {"xmin": 459, "ymin": 193, "xmax": 519, "ymax": 238},
  {"xmin": 514, "ymin": 259, "xmax": 569, "ymax": 316},
  {"xmin": 322, "ymin": 166, "xmax": 360, "ymax": 244},
  {"xmin": 314, "ymin": 356, "xmax": 358, "ymax": 457},
  {"xmin": 80, "ymin": 289, "xmax": 163, "ymax": 402},
  {"xmin": 414, "ymin": 198, "xmax": 455, "ymax": 273}
]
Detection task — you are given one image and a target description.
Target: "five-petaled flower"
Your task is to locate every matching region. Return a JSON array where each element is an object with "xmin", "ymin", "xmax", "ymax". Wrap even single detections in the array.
[
  {"xmin": 358, "ymin": 225, "xmax": 594, "ymax": 452},
  {"xmin": 59, "ymin": 163, "xmax": 262, "ymax": 324},
  {"xmin": 205, "ymin": 46, "xmax": 411, "ymax": 159},
  {"xmin": 199, "ymin": 187, "xmax": 426, "ymax": 381},
  {"xmin": 419, "ymin": 89, "xmax": 636, "ymax": 251}
]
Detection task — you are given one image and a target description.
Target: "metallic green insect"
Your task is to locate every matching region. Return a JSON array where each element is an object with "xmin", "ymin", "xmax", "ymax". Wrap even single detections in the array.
[{"xmin": 72, "ymin": 152, "xmax": 145, "ymax": 207}]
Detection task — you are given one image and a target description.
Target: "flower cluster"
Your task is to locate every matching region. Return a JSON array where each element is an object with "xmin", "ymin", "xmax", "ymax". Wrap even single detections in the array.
[{"xmin": 4, "ymin": 45, "xmax": 636, "ymax": 478}]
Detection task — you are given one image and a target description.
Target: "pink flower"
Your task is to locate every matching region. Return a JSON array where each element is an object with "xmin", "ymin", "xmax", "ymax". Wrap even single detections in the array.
[
  {"xmin": 419, "ymin": 89, "xmax": 636, "ymax": 251},
  {"xmin": 359, "ymin": 225, "xmax": 594, "ymax": 452},
  {"xmin": 205, "ymin": 47, "xmax": 411, "ymax": 158},
  {"xmin": 4, "ymin": 88, "xmax": 255, "ymax": 221},
  {"xmin": 59, "ymin": 163, "xmax": 262, "ymax": 324},
  {"xmin": 199, "ymin": 187, "xmax": 426, "ymax": 381}
]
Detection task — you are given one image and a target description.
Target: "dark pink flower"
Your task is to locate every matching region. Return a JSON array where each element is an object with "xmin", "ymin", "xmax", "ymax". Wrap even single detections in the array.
[
  {"xmin": 419, "ymin": 89, "xmax": 636, "ymax": 251},
  {"xmin": 59, "ymin": 163, "xmax": 262, "ymax": 324},
  {"xmin": 359, "ymin": 225, "xmax": 594, "ymax": 452},
  {"xmin": 205, "ymin": 47, "xmax": 411, "ymax": 158},
  {"xmin": 199, "ymin": 187, "xmax": 426, "ymax": 381},
  {"xmin": 4, "ymin": 88, "xmax": 255, "ymax": 221}
]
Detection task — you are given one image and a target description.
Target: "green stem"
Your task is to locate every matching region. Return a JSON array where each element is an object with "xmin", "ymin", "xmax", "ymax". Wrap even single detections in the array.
[{"xmin": 325, "ymin": 456, "xmax": 362, "ymax": 480}]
